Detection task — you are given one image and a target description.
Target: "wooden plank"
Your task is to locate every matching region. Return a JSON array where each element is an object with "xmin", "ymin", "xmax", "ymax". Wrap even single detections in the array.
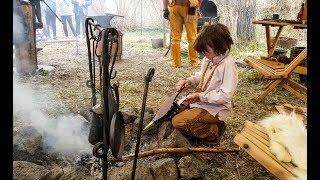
[
  {"xmin": 284, "ymin": 49, "xmax": 307, "ymax": 76},
  {"xmin": 252, "ymin": 20, "xmax": 307, "ymax": 28},
  {"xmin": 234, "ymin": 134, "xmax": 295, "ymax": 179},
  {"xmin": 250, "ymin": 59, "xmax": 307, "ymax": 75},
  {"xmin": 255, "ymin": 79, "xmax": 283, "ymax": 102},
  {"xmin": 260, "ymin": 59, "xmax": 306, "ymax": 75},
  {"xmin": 244, "ymin": 58, "xmax": 274, "ymax": 76},
  {"xmin": 265, "ymin": 25, "xmax": 271, "ymax": 52},
  {"xmin": 263, "ymin": 80, "xmax": 275, "ymax": 90},
  {"xmin": 268, "ymin": 26, "xmax": 283, "ymax": 57},
  {"xmin": 17, "ymin": 3, "xmax": 37, "ymax": 74},
  {"xmin": 275, "ymin": 105, "xmax": 287, "ymax": 114},
  {"xmin": 241, "ymin": 131, "xmax": 297, "ymax": 173},
  {"xmin": 245, "ymin": 58, "xmax": 291, "ymax": 78},
  {"xmin": 275, "ymin": 105, "xmax": 307, "ymax": 126},
  {"xmin": 287, "ymin": 79, "xmax": 307, "ymax": 92},
  {"xmin": 245, "ymin": 57, "xmax": 278, "ymax": 76},
  {"xmin": 283, "ymin": 103, "xmax": 305, "ymax": 115},
  {"xmin": 245, "ymin": 121, "xmax": 269, "ymax": 139},
  {"xmin": 241, "ymin": 122, "xmax": 300, "ymax": 172},
  {"xmin": 246, "ymin": 121, "xmax": 268, "ymax": 133},
  {"xmin": 282, "ymin": 83, "xmax": 307, "ymax": 103},
  {"xmin": 243, "ymin": 126, "xmax": 269, "ymax": 147},
  {"xmin": 259, "ymin": 59, "xmax": 286, "ymax": 69},
  {"xmin": 292, "ymin": 65, "xmax": 307, "ymax": 75}
]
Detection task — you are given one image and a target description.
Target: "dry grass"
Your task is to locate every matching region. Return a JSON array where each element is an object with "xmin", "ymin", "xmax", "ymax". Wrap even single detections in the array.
[{"xmin": 18, "ymin": 29, "xmax": 306, "ymax": 179}]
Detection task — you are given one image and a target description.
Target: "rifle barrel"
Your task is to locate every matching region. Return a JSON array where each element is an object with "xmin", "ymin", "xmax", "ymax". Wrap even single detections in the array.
[{"xmin": 42, "ymin": 1, "xmax": 63, "ymax": 24}]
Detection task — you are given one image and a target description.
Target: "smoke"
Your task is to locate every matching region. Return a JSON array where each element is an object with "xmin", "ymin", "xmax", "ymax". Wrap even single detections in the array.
[
  {"xmin": 13, "ymin": 75, "xmax": 92, "ymax": 155},
  {"xmin": 13, "ymin": 1, "xmax": 26, "ymax": 45},
  {"xmin": 12, "ymin": 0, "xmax": 91, "ymax": 159}
]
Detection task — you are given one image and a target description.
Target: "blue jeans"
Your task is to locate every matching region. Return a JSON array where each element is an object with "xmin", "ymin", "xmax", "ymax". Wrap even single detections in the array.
[{"xmin": 61, "ymin": 15, "xmax": 76, "ymax": 37}]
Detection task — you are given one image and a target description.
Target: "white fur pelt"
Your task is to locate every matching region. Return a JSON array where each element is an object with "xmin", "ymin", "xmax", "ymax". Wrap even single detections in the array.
[{"xmin": 258, "ymin": 112, "xmax": 307, "ymax": 180}]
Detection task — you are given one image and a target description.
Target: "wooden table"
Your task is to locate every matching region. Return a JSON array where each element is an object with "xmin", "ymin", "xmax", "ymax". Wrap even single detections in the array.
[{"xmin": 252, "ymin": 20, "xmax": 307, "ymax": 58}]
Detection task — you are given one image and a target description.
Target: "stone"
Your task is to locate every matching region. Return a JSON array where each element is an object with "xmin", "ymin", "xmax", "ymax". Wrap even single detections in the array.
[
  {"xmin": 159, "ymin": 129, "xmax": 191, "ymax": 148},
  {"xmin": 60, "ymin": 166, "xmax": 94, "ymax": 180},
  {"xmin": 121, "ymin": 107, "xmax": 139, "ymax": 124},
  {"xmin": 47, "ymin": 165, "xmax": 64, "ymax": 179},
  {"xmin": 178, "ymin": 155, "xmax": 210, "ymax": 179},
  {"xmin": 157, "ymin": 121, "xmax": 174, "ymax": 141},
  {"xmin": 143, "ymin": 141, "xmax": 159, "ymax": 151},
  {"xmin": 78, "ymin": 109, "xmax": 93, "ymax": 122},
  {"xmin": 133, "ymin": 111, "xmax": 156, "ymax": 134},
  {"xmin": 108, "ymin": 161, "xmax": 153, "ymax": 180},
  {"xmin": 124, "ymin": 124, "xmax": 135, "ymax": 151},
  {"xmin": 151, "ymin": 38, "xmax": 164, "ymax": 49},
  {"xmin": 145, "ymin": 107, "xmax": 155, "ymax": 115},
  {"xmin": 13, "ymin": 126, "xmax": 42, "ymax": 155},
  {"xmin": 150, "ymin": 158, "xmax": 178, "ymax": 180},
  {"xmin": 13, "ymin": 126, "xmax": 44, "ymax": 164},
  {"xmin": 13, "ymin": 161, "xmax": 50, "ymax": 180},
  {"xmin": 37, "ymin": 65, "xmax": 55, "ymax": 72}
]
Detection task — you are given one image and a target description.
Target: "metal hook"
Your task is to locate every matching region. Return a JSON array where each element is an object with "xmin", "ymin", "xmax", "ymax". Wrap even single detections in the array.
[
  {"xmin": 112, "ymin": 80, "xmax": 119, "ymax": 88},
  {"xmin": 110, "ymin": 70, "xmax": 117, "ymax": 79}
]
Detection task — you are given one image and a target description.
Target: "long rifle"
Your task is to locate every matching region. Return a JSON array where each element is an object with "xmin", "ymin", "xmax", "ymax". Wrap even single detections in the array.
[{"xmin": 42, "ymin": 0, "xmax": 64, "ymax": 24}]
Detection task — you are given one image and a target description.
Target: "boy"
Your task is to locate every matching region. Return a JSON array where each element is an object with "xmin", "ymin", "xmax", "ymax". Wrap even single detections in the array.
[{"xmin": 172, "ymin": 23, "xmax": 238, "ymax": 142}]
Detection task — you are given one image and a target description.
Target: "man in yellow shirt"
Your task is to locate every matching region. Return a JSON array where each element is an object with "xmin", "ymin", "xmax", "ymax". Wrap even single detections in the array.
[{"xmin": 163, "ymin": 0, "xmax": 199, "ymax": 68}]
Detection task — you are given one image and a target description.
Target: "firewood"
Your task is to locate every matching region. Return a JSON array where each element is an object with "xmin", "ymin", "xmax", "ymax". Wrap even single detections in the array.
[{"xmin": 108, "ymin": 147, "xmax": 240, "ymax": 162}]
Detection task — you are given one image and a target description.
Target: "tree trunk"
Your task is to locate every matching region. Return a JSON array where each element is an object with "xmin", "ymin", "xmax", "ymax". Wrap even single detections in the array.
[{"xmin": 236, "ymin": 0, "xmax": 256, "ymax": 40}]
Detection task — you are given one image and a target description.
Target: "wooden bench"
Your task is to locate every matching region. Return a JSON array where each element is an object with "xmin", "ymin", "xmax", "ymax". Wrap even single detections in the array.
[
  {"xmin": 258, "ymin": 59, "xmax": 307, "ymax": 76},
  {"xmin": 244, "ymin": 48, "xmax": 307, "ymax": 103},
  {"xmin": 234, "ymin": 121, "xmax": 301, "ymax": 180}
]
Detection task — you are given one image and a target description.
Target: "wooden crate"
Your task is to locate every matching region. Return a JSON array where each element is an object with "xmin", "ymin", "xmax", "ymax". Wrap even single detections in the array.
[{"xmin": 234, "ymin": 121, "xmax": 301, "ymax": 180}]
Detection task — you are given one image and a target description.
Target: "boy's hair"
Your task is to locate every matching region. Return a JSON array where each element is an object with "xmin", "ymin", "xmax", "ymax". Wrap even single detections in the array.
[{"xmin": 194, "ymin": 23, "xmax": 234, "ymax": 55}]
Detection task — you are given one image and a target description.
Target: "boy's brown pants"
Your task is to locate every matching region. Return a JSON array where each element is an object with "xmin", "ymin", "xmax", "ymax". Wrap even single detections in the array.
[{"xmin": 172, "ymin": 108, "xmax": 220, "ymax": 141}]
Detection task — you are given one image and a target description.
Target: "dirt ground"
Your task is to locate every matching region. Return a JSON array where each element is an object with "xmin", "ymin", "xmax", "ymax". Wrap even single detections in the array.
[{"xmin": 18, "ymin": 30, "xmax": 306, "ymax": 179}]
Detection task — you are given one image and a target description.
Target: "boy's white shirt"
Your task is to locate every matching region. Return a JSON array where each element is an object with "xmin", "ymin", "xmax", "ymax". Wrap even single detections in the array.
[{"xmin": 181, "ymin": 53, "xmax": 238, "ymax": 121}]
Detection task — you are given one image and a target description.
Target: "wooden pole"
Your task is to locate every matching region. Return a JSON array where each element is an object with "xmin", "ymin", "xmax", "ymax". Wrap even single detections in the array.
[
  {"xmin": 109, "ymin": 147, "xmax": 240, "ymax": 162},
  {"xmin": 16, "ymin": 2, "xmax": 37, "ymax": 74}
]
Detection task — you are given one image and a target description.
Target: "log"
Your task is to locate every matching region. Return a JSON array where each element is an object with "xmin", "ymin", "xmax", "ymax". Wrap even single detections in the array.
[
  {"xmin": 109, "ymin": 147, "xmax": 240, "ymax": 162},
  {"xmin": 16, "ymin": 2, "xmax": 37, "ymax": 74}
]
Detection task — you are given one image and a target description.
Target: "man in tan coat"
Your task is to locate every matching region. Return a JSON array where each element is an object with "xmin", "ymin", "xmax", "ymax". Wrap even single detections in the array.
[{"xmin": 163, "ymin": 0, "xmax": 200, "ymax": 67}]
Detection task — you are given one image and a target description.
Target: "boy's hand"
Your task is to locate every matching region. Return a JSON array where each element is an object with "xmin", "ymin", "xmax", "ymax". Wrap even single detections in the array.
[
  {"xmin": 175, "ymin": 79, "xmax": 191, "ymax": 91},
  {"xmin": 185, "ymin": 92, "xmax": 200, "ymax": 104}
]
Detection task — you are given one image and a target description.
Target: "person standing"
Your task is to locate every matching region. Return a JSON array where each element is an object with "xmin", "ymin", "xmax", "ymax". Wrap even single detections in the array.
[
  {"xmin": 58, "ymin": 0, "xmax": 77, "ymax": 37},
  {"xmin": 43, "ymin": 0, "xmax": 57, "ymax": 39},
  {"xmin": 72, "ymin": 0, "xmax": 92, "ymax": 37},
  {"xmin": 163, "ymin": 0, "xmax": 200, "ymax": 68}
]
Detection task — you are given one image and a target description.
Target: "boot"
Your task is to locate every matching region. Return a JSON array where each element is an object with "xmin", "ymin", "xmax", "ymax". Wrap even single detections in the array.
[
  {"xmin": 217, "ymin": 120, "xmax": 226, "ymax": 138},
  {"xmin": 88, "ymin": 112, "xmax": 103, "ymax": 145},
  {"xmin": 204, "ymin": 121, "xmax": 226, "ymax": 146},
  {"xmin": 215, "ymin": 120, "xmax": 227, "ymax": 143}
]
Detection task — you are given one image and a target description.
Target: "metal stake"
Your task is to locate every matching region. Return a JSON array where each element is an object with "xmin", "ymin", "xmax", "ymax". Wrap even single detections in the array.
[{"xmin": 131, "ymin": 68, "xmax": 155, "ymax": 180}]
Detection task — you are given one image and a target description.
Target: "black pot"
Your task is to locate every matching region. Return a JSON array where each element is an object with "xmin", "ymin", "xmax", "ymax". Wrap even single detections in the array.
[
  {"xmin": 290, "ymin": 46, "xmax": 306, "ymax": 60},
  {"xmin": 273, "ymin": 48, "xmax": 287, "ymax": 57},
  {"xmin": 272, "ymin": 13, "xmax": 279, "ymax": 20}
]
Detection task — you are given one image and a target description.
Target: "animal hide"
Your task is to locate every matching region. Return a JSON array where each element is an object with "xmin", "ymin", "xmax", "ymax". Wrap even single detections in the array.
[{"xmin": 258, "ymin": 111, "xmax": 307, "ymax": 180}]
